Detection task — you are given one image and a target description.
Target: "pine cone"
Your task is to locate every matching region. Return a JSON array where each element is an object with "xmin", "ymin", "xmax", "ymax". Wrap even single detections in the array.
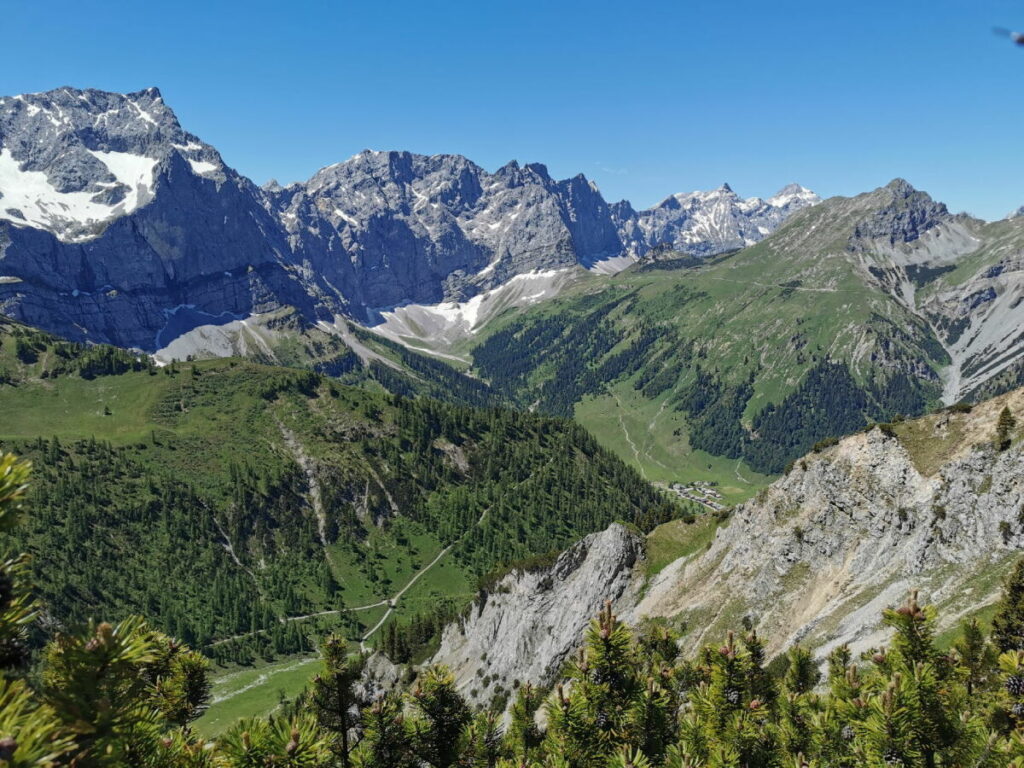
[
  {"xmin": 724, "ymin": 687, "xmax": 741, "ymax": 705},
  {"xmin": 841, "ymin": 724, "xmax": 855, "ymax": 741},
  {"xmin": 0, "ymin": 738, "xmax": 16, "ymax": 762},
  {"xmin": 1006, "ymin": 674, "xmax": 1024, "ymax": 696},
  {"xmin": 1013, "ymin": 702, "xmax": 1024, "ymax": 718},
  {"xmin": 884, "ymin": 748, "xmax": 904, "ymax": 766}
]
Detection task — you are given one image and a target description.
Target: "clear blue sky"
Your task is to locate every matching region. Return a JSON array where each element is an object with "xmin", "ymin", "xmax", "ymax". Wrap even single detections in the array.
[{"xmin": 3, "ymin": 0, "xmax": 1024, "ymax": 219}]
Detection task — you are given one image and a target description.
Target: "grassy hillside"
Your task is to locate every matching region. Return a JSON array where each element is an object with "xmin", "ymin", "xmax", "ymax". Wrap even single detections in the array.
[
  {"xmin": 460, "ymin": 189, "xmax": 973, "ymax": 490},
  {"xmin": 466, "ymin": 254, "xmax": 940, "ymax": 484},
  {"xmin": 0, "ymin": 318, "xmax": 684, "ymax": 674}
]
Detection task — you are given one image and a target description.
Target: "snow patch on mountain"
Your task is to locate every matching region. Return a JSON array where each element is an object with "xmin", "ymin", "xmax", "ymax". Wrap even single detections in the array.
[
  {"xmin": 586, "ymin": 253, "xmax": 637, "ymax": 274},
  {"xmin": 369, "ymin": 268, "xmax": 576, "ymax": 350},
  {"xmin": 187, "ymin": 159, "xmax": 219, "ymax": 176},
  {"xmin": 0, "ymin": 148, "xmax": 157, "ymax": 241}
]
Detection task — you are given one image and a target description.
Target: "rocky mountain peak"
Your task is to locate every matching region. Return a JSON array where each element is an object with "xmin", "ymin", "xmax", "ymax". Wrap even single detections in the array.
[
  {"xmin": 850, "ymin": 179, "xmax": 950, "ymax": 247},
  {"xmin": 885, "ymin": 177, "xmax": 917, "ymax": 195},
  {"xmin": 0, "ymin": 85, "xmax": 230, "ymax": 243},
  {"xmin": 768, "ymin": 183, "xmax": 820, "ymax": 210},
  {"xmin": 622, "ymin": 180, "xmax": 819, "ymax": 258},
  {"xmin": 523, "ymin": 161, "xmax": 551, "ymax": 181}
]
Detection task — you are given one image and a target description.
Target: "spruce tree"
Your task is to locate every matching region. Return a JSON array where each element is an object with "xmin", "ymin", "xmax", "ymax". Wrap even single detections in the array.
[{"xmin": 998, "ymin": 406, "xmax": 1017, "ymax": 451}]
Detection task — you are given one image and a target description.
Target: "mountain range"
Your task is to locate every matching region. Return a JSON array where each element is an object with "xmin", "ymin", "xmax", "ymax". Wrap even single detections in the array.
[
  {"xmin": 7, "ymin": 86, "xmax": 1024, "ymax": 496},
  {"xmin": 0, "ymin": 86, "xmax": 817, "ymax": 352},
  {"xmin": 439, "ymin": 177, "xmax": 1024, "ymax": 489}
]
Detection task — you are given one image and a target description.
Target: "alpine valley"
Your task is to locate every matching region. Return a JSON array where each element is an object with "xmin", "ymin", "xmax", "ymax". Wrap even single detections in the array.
[{"xmin": 5, "ymin": 84, "xmax": 1024, "ymax": 761}]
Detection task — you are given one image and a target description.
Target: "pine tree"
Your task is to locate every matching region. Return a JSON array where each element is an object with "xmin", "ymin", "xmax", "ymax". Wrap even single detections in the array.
[
  {"xmin": 878, "ymin": 591, "xmax": 976, "ymax": 768},
  {"xmin": 544, "ymin": 683, "xmax": 600, "ymax": 768},
  {"xmin": 351, "ymin": 694, "xmax": 417, "ymax": 768},
  {"xmin": 216, "ymin": 715, "xmax": 331, "ymax": 767},
  {"xmin": 0, "ymin": 454, "xmax": 34, "ymax": 671},
  {"xmin": 41, "ymin": 617, "xmax": 162, "ymax": 765},
  {"xmin": 0, "ymin": 457, "xmax": 72, "ymax": 768},
  {"xmin": 308, "ymin": 635, "xmax": 366, "ymax": 767},
  {"xmin": 993, "ymin": 559, "xmax": 1024, "ymax": 652},
  {"xmin": 408, "ymin": 666, "xmax": 470, "ymax": 768},
  {"xmin": 460, "ymin": 711, "xmax": 505, "ymax": 768},
  {"xmin": 954, "ymin": 618, "xmax": 999, "ymax": 696},
  {"xmin": 146, "ymin": 635, "xmax": 211, "ymax": 728},
  {"xmin": 507, "ymin": 683, "xmax": 544, "ymax": 761},
  {"xmin": 777, "ymin": 647, "xmax": 819, "ymax": 760}
]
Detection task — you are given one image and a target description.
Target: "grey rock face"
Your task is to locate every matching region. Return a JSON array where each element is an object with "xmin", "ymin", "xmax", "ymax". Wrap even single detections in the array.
[
  {"xmin": 357, "ymin": 652, "xmax": 404, "ymax": 703},
  {"xmin": 0, "ymin": 87, "xmax": 320, "ymax": 349},
  {"xmin": 428, "ymin": 524, "xmax": 644, "ymax": 708},
  {"xmin": 0, "ymin": 87, "xmax": 815, "ymax": 349},
  {"xmin": 850, "ymin": 178, "xmax": 951, "ymax": 247},
  {"xmin": 420, "ymin": 390, "xmax": 1024, "ymax": 693},
  {"xmin": 0, "ymin": 87, "xmax": 227, "ymax": 240},
  {"xmin": 269, "ymin": 152, "xmax": 625, "ymax": 314}
]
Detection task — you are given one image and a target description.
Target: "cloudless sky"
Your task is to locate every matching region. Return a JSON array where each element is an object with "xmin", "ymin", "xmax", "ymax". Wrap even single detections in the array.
[{"xmin": 3, "ymin": 0, "xmax": 1024, "ymax": 219}]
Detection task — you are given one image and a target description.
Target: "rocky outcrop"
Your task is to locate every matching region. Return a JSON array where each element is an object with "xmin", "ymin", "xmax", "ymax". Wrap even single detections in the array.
[
  {"xmin": 428, "ymin": 524, "xmax": 644, "ymax": 707},
  {"xmin": 357, "ymin": 652, "xmax": 405, "ymax": 703},
  {"xmin": 631, "ymin": 387, "xmax": 1024, "ymax": 659},
  {"xmin": 0, "ymin": 86, "xmax": 815, "ymax": 351},
  {"xmin": 850, "ymin": 178, "xmax": 952, "ymax": 247}
]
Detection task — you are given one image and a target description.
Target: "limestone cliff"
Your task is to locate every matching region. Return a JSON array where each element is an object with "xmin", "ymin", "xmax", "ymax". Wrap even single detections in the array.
[
  {"xmin": 427, "ymin": 524, "xmax": 644, "ymax": 707},
  {"xmin": 632, "ymin": 387, "xmax": 1024, "ymax": 658}
]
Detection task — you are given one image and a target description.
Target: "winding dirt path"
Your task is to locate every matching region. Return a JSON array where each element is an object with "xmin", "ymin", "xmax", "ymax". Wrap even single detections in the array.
[
  {"xmin": 359, "ymin": 543, "xmax": 455, "ymax": 649},
  {"xmin": 208, "ymin": 457, "xmax": 553, "ymax": 651},
  {"xmin": 611, "ymin": 391, "xmax": 646, "ymax": 478}
]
